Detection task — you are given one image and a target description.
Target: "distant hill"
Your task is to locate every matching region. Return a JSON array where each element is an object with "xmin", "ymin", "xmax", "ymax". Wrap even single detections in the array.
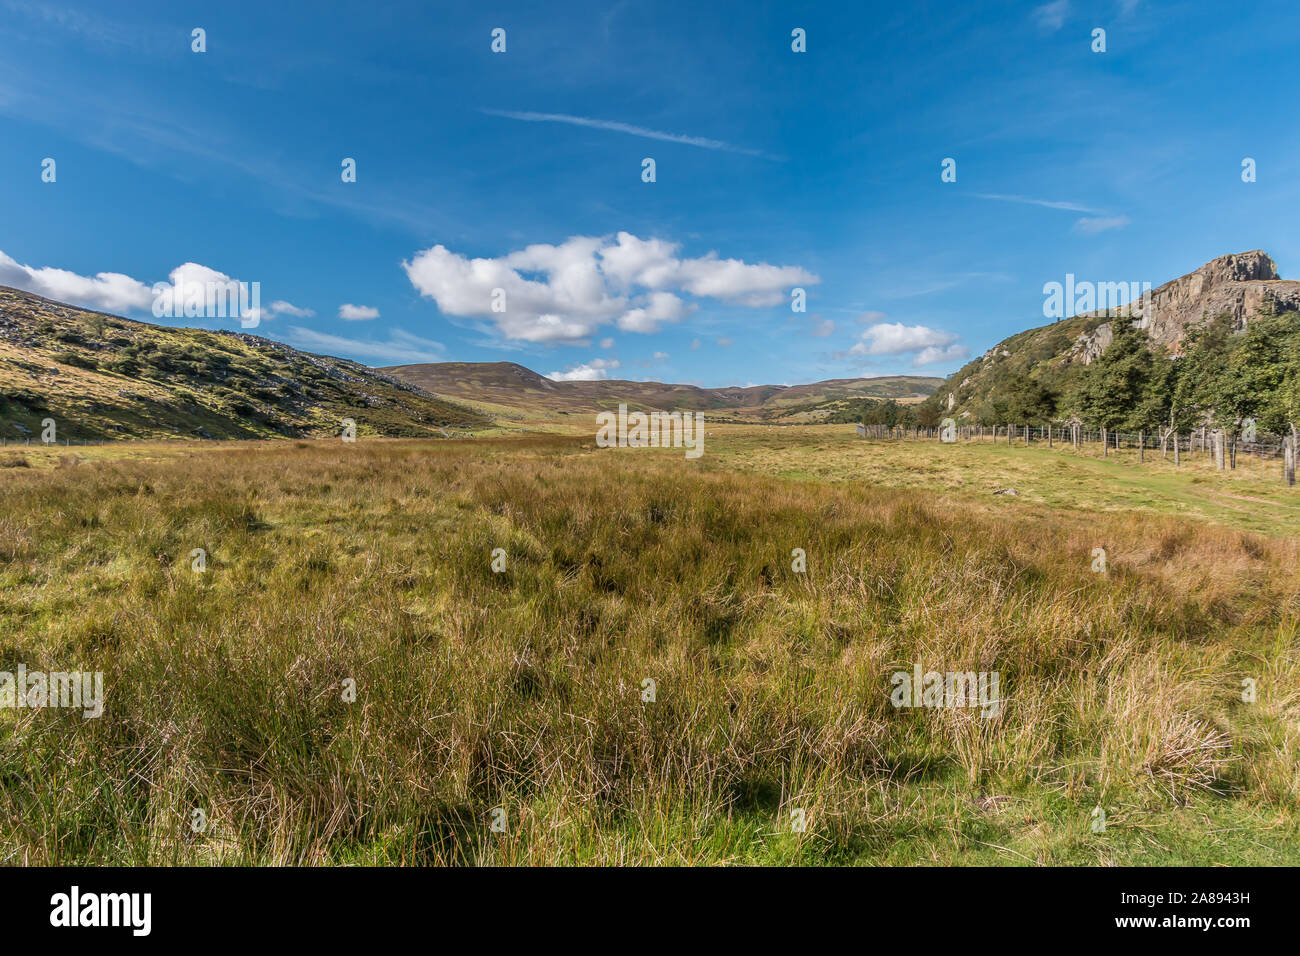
[
  {"xmin": 0, "ymin": 286, "xmax": 487, "ymax": 440},
  {"xmin": 925, "ymin": 251, "xmax": 1300, "ymax": 422},
  {"xmin": 382, "ymin": 361, "xmax": 941, "ymax": 422}
]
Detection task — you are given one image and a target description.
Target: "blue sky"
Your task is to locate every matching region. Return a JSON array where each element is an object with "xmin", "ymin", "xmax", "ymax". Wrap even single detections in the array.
[{"xmin": 2, "ymin": 0, "xmax": 1299, "ymax": 387}]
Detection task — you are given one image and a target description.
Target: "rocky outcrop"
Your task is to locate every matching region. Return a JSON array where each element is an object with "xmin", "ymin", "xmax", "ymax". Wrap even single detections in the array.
[
  {"xmin": 1070, "ymin": 322, "xmax": 1114, "ymax": 364},
  {"xmin": 1070, "ymin": 251, "xmax": 1300, "ymax": 364},
  {"xmin": 1141, "ymin": 250, "xmax": 1300, "ymax": 348}
]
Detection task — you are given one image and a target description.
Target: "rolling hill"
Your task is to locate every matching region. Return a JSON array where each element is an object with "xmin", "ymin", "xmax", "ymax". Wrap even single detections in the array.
[
  {"xmin": 382, "ymin": 361, "xmax": 941, "ymax": 422},
  {"xmin": 0, "ymin": 286, "xmax": 488, "ymax": 441}
]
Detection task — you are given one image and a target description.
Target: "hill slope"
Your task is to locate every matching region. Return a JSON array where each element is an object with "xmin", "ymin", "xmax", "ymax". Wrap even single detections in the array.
[
  {"xmin": 383, "ymin": 361, "xmax": 940, "ymax": 421},
  {"xmin": 0, "ymin": 286, "xmax": 487, "ymax": 440},
  {"xmin": 930, "ymin": 251, "xmax": 1300, "ymax": 421}
]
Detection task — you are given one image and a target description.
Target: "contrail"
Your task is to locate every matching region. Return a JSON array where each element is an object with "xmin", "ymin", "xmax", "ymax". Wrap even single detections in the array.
[{"xmin": 481, "ymin": 109, "xmax": 783, "ymax": 160}]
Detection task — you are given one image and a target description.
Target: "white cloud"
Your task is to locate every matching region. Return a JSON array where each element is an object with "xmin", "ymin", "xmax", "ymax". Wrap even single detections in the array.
[
  {"xmin": 283, "ymin": 326, "xmax": 444, "ymax": 365},
  {"xmin": 617, "ymin": 291, "xmax": 691, "ymax": 333},
  {"xmin": 547, "ymin": 358, "xmax": 621, "ymax": 382},
  {"xmin": 1072, "ymin": 215, "xmax": 1130, "ymax": 234},
  {"xmin": 844, "ymin": 322, "xmax": 969, "ymax": 366},
  {"xmin": 268, "ymin": 300, "xmax": 314, "ymax": 318},
  {"xmin": 339, "ymin": 303, "xmax": 380, "ymax": 320},
  {"xmin": 599, "ymin": 337, "xmax": 615, "ymax": 349},
  {"xmin": 854, "ymin": 310, "xmax": 888, "ymax": 325},
  {"xmin": 0, "ymin": 251, "xmax": 313, "ymax": 326},
  {"xmin": 810, "ymin": 318, "xmax": 835, "ymax": 337},
  {"xmin": 0, "ymin": 249, "xmax": 153, "ymax": 313},
  {"xmin": 912, "ymin": 343, "xmax": 970, "ymax": 366},
  {"xmin": 652, "ymin": 351, "xmax": 669, "ymax": 360},
  {"xmin": 601, "ymin": 232, "xmax": 815, "ymax": 307},
  {"xmin": 851, "ymin": 322, "xmax": 959, "ymax": 356},
  {"xmin": 402, "ymin": 232, "xmax": 818, "ymax": 344},
  {"xmin": 1033, "ymin": 1, "xmax": 1070, "ymax": 31}
]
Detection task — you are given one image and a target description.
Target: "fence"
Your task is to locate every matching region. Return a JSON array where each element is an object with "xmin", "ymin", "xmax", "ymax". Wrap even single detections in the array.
[
  {"xmin": 1, "ymin": 438, "xmax": 108, "ymax": 446},
  {"xmin": 855, "ymin": 422, "xmax": 1298, "ymax": 485}
]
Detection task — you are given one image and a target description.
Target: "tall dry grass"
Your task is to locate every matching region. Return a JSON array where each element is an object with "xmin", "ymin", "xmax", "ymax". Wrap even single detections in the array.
[{"xmin": 0, "ymin": 435, "xmax": 1295, "ymax": 864}]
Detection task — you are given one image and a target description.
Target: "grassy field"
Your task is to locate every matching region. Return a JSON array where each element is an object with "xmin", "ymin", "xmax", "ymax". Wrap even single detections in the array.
[{"xmin": 0, "ymin": 427, "xmax": 1297, "ymax": 865}]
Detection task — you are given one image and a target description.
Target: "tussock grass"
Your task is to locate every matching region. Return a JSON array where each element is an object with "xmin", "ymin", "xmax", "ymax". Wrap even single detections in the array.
[{"xmin": 0, "ymin": 433, "xmax": 1296, "ymax": 865}]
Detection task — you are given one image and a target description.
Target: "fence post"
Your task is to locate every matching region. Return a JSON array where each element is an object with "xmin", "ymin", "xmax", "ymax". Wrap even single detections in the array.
[
  {"xmin": 1286, "ymin": 436, "xmax": 1296, "ymax": 487},
  {"xmin": 1139, "ymin": 430, "xmax": 1144, "ymax": 463}
]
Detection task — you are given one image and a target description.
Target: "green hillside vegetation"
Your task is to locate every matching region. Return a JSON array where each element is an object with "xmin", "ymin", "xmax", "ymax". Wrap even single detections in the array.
[
  {"xmin": 385, "ymin": 361, "xmax": 939, "ymax": 422},
  {"xmin": 0, "ymin": 287, "xmax": 487, "ymax": 441},
  {"xmin": 921, "ymin": 306, "xmax": 1300, "ymax": 452}
]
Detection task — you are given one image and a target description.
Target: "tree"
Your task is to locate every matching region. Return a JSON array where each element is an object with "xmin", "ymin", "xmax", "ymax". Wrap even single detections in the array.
[
  {"xmin": 998, "ymin": 371, "xmax": 1056, "ymax": 438},
  {"xmin": 1073, "ymin": 318, "xmax": 1158, "ymax": 439}
]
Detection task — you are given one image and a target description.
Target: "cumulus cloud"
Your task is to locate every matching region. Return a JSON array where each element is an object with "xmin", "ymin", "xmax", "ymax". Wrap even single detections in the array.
[
  {"xmin": 617, "ymin": 290, "xmax": 691, "ymax": 333},
  {"xmin": 403, "ymin": 232, "xmax": 818, "ymax": 344},
  {"xmin": 851, "ymin": 322, "xmax": 958, "ymax": 356},
  {"xmin": 0, "ymin": 249, "xmax": 153, "ymax": 313},
  {"xmin": 912, "ymin": 343, "xmax": 970, "ymax": 366},
  {"xmin": 339, "ymin": 303, "xmax": 380, "ymax": 320},
  {"xmin": 844, "ymin": 322, "xmax": 969, "ymax": 367},
  {"xmin": 547, "ymin": 358, "xmax": 622, "ymax": 382},
  {"xmin": 0, "ymin": 251, "xmax": 311, "ymax": 324}
]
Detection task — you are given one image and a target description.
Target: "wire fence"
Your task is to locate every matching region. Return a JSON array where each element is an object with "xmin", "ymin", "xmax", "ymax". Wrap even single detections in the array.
[{"xmin": 855, "ymin": 422, "xmax": 1298, "ymax": 484}]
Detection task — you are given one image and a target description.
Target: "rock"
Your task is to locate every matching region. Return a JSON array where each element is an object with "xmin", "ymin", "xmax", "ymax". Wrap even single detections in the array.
[
  {"xmin": 1071, "ymin": 251, "xmax": 1300, "ymax": 364},
  {"xmin": 992, "ymin": 487, "xmax": 1018, "ymax": 496}
]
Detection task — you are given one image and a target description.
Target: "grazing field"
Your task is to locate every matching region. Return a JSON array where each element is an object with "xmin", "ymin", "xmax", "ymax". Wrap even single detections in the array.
[{"xmin": 0, "ymin": 428, "xmax": 1297, "ymax": 865}]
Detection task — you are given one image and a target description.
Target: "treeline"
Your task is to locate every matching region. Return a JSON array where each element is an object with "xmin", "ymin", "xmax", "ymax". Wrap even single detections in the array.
[
  {"xmin": 920, "ymin": 309, "xmax": 1300, "ymax": 449},
  {"xmin": 826, "ymin": 397, "xmax": 926, "ymax": 427}
]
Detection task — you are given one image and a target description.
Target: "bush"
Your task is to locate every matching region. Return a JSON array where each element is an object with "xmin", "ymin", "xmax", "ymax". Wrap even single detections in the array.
[{"xmin": 52, "ymin": 351, "xmax": 97, "ymax": 370}]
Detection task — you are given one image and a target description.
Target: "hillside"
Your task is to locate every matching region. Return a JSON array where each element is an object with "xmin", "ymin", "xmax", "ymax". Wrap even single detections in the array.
[
  {"xmin": 382, "ymin": 361, "xmax": 940, "ymax": 422},
  {"xmin": 929, "ymin": 251, "xmax": 1300, "ymax": 424},
  {"xmin": 0, "ymin": 286, "xmax": 487, "ymax": 441}
]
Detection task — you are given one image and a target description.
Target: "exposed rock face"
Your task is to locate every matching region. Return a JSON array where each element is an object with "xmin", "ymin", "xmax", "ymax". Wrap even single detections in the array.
[
  {"xmin": 1069, "ymin": 251, "xmax": 1300, "ymax": 364},
  {"xmin": 1071, "ymin": 322, "xmax": 1113, "ymax": 364},
  {"xmin": 1142, "ymin": 250, "xmax": 1300, "ymax": 347}
]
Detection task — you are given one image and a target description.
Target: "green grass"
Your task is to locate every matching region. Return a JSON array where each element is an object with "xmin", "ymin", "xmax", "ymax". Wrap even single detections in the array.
[
  {"xmin": 0, "ymin": 430, "xmax": 1296, "ymax": 865},
  {"xmin": 709, "ymin": 425, "xmax": 1300, "ymax": 537}
]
